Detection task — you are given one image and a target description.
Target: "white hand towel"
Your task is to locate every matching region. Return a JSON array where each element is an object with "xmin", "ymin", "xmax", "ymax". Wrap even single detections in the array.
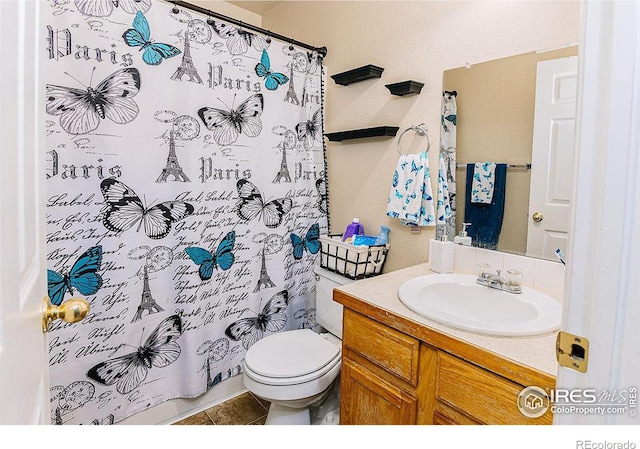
[
  {"xmin": 471, "ymin": 162, "xmax": 496, "ymax": 204},
  {"xmin": 386, "ymin": 151, "xmax": 435, "ymax": 227},
  {"xmin": 437, "ymin": 153, "xmax": 452, "ymax": 224}
]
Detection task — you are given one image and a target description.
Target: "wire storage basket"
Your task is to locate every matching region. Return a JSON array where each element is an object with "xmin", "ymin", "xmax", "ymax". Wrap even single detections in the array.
[{"xmin": 319, "ymin": 234, "xmax": 389, "ymax": 280}]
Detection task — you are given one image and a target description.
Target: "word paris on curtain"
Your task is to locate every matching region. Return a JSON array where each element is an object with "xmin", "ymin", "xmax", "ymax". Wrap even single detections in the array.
[{"xmin": 45, "ymin": 0, "xmax": 327, "ymax": 425}]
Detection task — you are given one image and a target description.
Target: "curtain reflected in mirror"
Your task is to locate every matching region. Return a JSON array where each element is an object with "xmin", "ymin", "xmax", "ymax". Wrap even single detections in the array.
[{"xmin": 436, "ymin": 91, "xmax": 457, "ymax": 241}]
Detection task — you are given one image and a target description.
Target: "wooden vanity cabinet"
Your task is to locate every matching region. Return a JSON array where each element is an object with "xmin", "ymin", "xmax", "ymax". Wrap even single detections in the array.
[
  {"xmin": 340, "ymin": 308, "xmax": 439, "ymax": 424},
  {"xmin": 338, "ymin": 305, "xmax": 554, "ymax": 425}
]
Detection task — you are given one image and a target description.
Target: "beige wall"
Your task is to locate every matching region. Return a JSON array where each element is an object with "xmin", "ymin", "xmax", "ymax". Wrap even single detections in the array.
[
  {"xmin": 192, "ymin": 0, "xmax": 263, "ymax": 25},
  {"xmin": 445, "ymin": 46, "xmax": 578, "ymax": 255},
  {"xmin": 261, "ymin": 1, "xmax": 581, "ymax": 273}
]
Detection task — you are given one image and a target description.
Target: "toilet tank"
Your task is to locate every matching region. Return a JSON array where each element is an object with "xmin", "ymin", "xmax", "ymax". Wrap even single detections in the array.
[{"xmin": 313, "ymin": 266, "xmax": 353, "ymax": 339}]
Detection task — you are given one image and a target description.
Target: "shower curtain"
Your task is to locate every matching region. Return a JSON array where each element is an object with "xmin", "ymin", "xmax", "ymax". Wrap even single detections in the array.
[
  {"xmin": 44, "ymin": 0, "xmax": 327, "ymax": 425},
  {"xmin": 437, "ymin": 92, "xmax": 457, "ymax": 240}
]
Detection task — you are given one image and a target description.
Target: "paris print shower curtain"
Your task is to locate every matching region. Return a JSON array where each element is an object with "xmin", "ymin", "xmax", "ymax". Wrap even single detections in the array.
[
  {"xmin": 437, "ymin": 91, "xmax": 457, "ymax": 240},
  {"xmin": 45, "ymin": 0, "xmax": 327, "ymax": 425}
]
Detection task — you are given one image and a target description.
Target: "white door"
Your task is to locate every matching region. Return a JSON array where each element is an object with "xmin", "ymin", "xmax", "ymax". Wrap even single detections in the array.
[
  {"xmin": 554, "ymin": 0, "xmax": 640, "ymax": 425},
  {"xmin": 0, "ymin": 0, "xmax": 50, "ymax": 425},
  {"xmin": 526, "ymin": 56, "xmax": 578, "ymax": 260}
]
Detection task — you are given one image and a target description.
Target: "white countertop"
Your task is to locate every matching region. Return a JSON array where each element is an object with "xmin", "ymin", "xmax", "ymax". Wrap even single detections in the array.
[{"xmin": 334, "ymin": 263, "xmax": 559, "ymax": 376}]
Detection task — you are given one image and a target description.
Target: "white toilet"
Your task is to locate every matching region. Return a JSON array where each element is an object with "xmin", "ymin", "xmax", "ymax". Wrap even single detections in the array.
[{"xmin": 242, "ymin": 266, "xmax": 351, "ymax": 425}]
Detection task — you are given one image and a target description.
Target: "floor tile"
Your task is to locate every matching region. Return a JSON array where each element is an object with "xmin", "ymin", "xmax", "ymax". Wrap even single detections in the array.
[
  {"xmin": 250, "ymin": 392, "xmax": 271, "ymax": 412},
  {"xmin": 173, "ymin": 411, "xmax": 214, "ymax": 425},
  {"xmin": 248, "ymin": 415, "xmax": 267, "ymax": 425},
  {"xmin": 204, "ymin": 392, "xmax": 267, "ymax": 425}
]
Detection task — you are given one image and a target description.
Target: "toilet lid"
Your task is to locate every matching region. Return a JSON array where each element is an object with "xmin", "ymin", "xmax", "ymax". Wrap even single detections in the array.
[{"xmin": 244, "ymin": 329, "xmax": 340, "ymax": 378}]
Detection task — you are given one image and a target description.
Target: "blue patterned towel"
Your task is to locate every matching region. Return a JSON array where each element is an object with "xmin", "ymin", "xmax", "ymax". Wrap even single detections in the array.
[
  {"xmin": 437, "ymin": 154, "xmax": 451, "ymax": 224},
  {"xmin": 465, "ymin": 163, "xmax": 507, "ymax": 249},
  {"xmin": 471, "ymin": 162, "xmax": 496, "ymax": 203},
  {"xmin": 386, "ymin": 151, "xmax": 435, "ymax": 227}
]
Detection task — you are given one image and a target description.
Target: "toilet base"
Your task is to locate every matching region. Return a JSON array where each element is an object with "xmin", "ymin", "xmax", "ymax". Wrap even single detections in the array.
[
  {"xmin": 263, "ymin": 377, "xmax": 341, "ymax": 425},
  {"xmin": 310, "ymin": 378, "xmax": 340, "ymax": 425},
  {"xmin": 265, "ymin": 403, "xmax": 311, "ymax": 425}
]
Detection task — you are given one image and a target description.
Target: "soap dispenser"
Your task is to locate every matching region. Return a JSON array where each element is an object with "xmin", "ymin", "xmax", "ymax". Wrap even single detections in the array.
[
  {"xmin": 429, "ymin": 234, "xmax": 454, "ymax": 274},
  {"xmin": 454, "ymin": 223, "xmax": 472, "ymax": 246}
]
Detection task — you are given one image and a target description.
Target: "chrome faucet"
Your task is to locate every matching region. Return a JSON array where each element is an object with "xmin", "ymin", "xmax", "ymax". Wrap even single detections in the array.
[{"xmin": 476, "ymin": 269, "xmax": 522, "ymax": 294}]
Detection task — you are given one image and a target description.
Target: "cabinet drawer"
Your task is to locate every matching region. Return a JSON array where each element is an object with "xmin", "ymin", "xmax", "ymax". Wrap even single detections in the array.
[
  {"xmin": 437, "ymin": 352, "xmax": 552, "ymax": 425},
  {"xmin": 343, "ymin": 309, "xmax": 420, "ymax": 385}
]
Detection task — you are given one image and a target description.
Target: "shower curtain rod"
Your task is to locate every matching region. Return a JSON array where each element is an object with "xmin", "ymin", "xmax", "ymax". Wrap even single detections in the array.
[
  {"xmin": 456, "ymin": 162, "xmax": 532, "ymax": 169},
  {"xmin": 165, "ymin": 0, "xmax": 328, "ymax": 57}
]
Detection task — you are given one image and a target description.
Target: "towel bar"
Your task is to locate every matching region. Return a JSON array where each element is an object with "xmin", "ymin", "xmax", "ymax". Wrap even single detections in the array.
[{"xmin": 456, "ymin": 163, "xmax": 532, "ymax": 169}]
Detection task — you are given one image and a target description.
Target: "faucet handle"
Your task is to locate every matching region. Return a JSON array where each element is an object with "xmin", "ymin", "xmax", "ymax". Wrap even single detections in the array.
[
  {"xmin": 506, "ymin": 269, "xmax": 523, "ymax": 287},
  {"xmin": 476, "ymin": 262, "xmax": 491, "ymax": 277},
  {"xmin": 496, "ymin": 269, "xmax": 501, "ymax": 277}
]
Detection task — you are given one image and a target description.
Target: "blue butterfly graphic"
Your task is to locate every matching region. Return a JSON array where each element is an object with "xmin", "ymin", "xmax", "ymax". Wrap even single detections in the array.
[
  {"xmin": 290, "ymin": 223, "xmax": 320, "ymax": 260},
  {"xmin": 445, "ymin": 114, "xmax": 457, "ymax": 126},
  {"xmin": 392, "ymin": 170, "xmax": 399, "ymax": 187},
  {"xmin": 411, "ymin": 161, "xmax": 423, "ymax": 174},
  {"xmin": 255, "ymin": 50, "xmax": 289, "ymax": 91},
  {"xmin": 47, "ymin": 245, "xmax": 103, "ymax": 306},
  {"xmin": 185, "ymin": 231, "xmax": 236, "ymax": 281},
  {"xmin": 394, "ymin": 190, "xmax": 404, "ymax": 199},
  {"xmin": 405, "ymin": 178, "xmax": 414, "ymax": 190},
  {"xmin": 122, "ymin": 12, "xmax": 181, "ymax": 66}
]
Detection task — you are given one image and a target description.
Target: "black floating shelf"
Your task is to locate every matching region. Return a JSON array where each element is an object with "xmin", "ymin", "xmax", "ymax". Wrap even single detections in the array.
[
  {"xmin": 331, "ymin": 64, "xmax": 384, "ymax": 86},
  {"xmin": 385, "ymin": 80, "xmax": 425, "ymax": 96},
  {"xmin": 325, "ymin": 126, "xmax": 399, "ymax": 142}
]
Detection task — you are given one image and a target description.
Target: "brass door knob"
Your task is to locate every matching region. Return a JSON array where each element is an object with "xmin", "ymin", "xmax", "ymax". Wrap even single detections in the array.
[
  {"xmin": 532, "ymin": 212, "xmax": 544, "ymax": 222},
  {"xmin": 42, "ymin": 296, "xmax": 90, "ymax": 333}
]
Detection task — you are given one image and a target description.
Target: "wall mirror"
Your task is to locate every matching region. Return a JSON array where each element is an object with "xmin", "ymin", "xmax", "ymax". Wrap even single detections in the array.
[{"xmin": 436, "ymin": 45, "xmax": 579, "ymax": 262}]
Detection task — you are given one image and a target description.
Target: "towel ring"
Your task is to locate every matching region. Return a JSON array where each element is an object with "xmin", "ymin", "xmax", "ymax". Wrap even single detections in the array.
[{"xmin": 397, "ymin": 123, "xmax": 430, "ymax": 155}]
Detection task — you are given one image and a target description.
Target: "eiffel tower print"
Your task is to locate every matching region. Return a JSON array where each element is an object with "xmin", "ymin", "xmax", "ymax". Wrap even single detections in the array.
[
  {"xmin": 205, "ymin": 357, "xmax": 222, "ymax": 390},
  {"xmin": 170, "ymin": 32, "xmax": 203, "ymax": 84},
  {"xmin": 131, "ymin": 264, "xmax": 164, "ymax": 323},
  {"xmin": 254, "ymin": 249, "xmax": 276, "ymax": 292},
  {"xmin": 157, "ymin": 129, "xmax": 190, "ymax": 182},
  {"xmin": 272, "ymin": 143, "xmax": 292, "ymax": 183},
  {"xmin": 283, "ymin": 63, "xmax": 299, "ymax": 105}
]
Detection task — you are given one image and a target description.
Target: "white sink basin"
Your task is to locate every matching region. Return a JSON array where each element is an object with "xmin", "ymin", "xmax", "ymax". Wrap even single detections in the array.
[{"xmin": 397, "ymin": 273, "xmax": 561, "ymax": 337}]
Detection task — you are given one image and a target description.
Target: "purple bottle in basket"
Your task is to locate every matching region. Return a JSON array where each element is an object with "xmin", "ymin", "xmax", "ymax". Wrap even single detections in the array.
[{"xmin": 341, "ymin": 218, "xmax": 364, "ymax": 242}]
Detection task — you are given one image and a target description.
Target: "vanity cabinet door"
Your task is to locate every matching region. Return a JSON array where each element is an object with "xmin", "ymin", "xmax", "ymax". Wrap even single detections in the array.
[
  {"xmin": 433, "ymin": 412, "xmax": 456, "ymax": 425},
  {"xmin": 436, "ymin": 352, "xmax": 553, "ymax": 425},
  {"xmin": 340, "ymin": 358, "xmax": 417, "ymax": 425}
]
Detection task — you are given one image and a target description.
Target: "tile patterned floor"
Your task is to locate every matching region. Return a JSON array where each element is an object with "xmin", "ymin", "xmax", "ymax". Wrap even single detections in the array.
[{"xmin": 173, "ymin": 392, "xmax": 270, "ymax": 425}]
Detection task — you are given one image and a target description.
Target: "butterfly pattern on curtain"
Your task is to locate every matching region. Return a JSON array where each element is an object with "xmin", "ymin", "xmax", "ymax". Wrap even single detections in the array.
[
  {"xmin": 44, "ymin": 1, "xmax": 327, "ymax": 425},
  {"xmin": 437, "ymin": 92, "xmax": 457, "ymax": 241}
]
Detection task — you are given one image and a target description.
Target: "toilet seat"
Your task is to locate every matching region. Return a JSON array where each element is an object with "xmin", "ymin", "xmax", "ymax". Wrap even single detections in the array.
[{"xmin": 244, "ymin": 329, "xmax": 341, "ymax": 387}]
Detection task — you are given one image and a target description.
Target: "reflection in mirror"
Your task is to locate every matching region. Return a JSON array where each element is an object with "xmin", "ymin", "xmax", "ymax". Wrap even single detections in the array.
[{"xmin": 436, "ymin": 46, "xmax": 578, "ymax": 262}]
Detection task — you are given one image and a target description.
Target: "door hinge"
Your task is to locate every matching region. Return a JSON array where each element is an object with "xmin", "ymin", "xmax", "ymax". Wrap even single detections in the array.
[{"xmin": 556, "ymin": 331, "xmax": 589, "ymax": 373}]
